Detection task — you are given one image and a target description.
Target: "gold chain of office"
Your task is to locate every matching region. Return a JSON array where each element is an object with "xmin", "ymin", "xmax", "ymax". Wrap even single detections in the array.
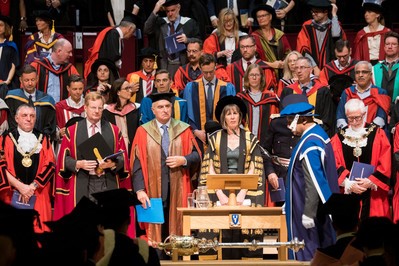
[{"xmin": 339, "ymin": 124, "xmax": 376, "ymax": 158}]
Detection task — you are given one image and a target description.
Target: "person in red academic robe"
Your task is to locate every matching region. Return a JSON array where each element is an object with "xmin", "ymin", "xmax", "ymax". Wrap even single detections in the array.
[
  {"xmin": 331, "ymin": 98, "xmax": 391, "ymax": 220},
  {"xmin": 30, "ymin": 39, "xmax": 79, "ymax": 103},
  {"xmin": 296, "ymin": 0, "xmax": 346, "ymax": 73},
  {"xmin": 54, "ymin": 92, "xmax": 132, "ymax": 223},
  {"xmin": 55, "ymin": 75, "xmax": 86, "ymax": 137},
  {"xmin": 0, "ymin": 105, "xmax": 55, "ymax": 232},
  {"xmin": 392, "ymin": 122, "xmax": 399, "ymax": 223},
  {"xmin": 352, "ymin": 2, "xmax": 391, "ymax": 64},
  {"xmin": 174, "ymin": 39, "xmax": 231, "ymax": 93},
  {"xmin": 84, "ymin": 12, "xmax": 137, "ymax": 79},
  {"xmin": 318, "ymin": 39, "xmax": 358, "ymax": 86},
  {"xmin": 336, "ymin": 61, "xmax": 391, "ymax": 131},
  {"xmin": 126, "ymin": 47, "xmax": 158, "ymax": 103},
  {"xmin": 226, "ymin": 36, "xmax": 276, "ymax": 93},
  {"xmin": 131, "ymin": 92, "xmax": 201, "ymax": 246}
]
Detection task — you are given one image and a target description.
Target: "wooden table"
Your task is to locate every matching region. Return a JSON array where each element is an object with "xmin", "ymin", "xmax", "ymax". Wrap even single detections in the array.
[{"xmin": 177, "ymin": 207, "xmax": 287, "ymax": 261}]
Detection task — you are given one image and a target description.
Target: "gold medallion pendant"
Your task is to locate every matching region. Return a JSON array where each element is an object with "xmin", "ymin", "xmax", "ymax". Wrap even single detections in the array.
[
  {"xmin": 22, "ymin": 156, "xmax": 32, "ymax": 167},
  {"xmin": 353, "ymin": 147, "xmax": 362, "ymax": 157}
]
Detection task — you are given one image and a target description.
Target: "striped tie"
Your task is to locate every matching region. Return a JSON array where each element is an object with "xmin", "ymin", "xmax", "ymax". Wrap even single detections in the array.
[{"xmin": 146, "ymin": 73, "xmax": 152, "ymax": 96}]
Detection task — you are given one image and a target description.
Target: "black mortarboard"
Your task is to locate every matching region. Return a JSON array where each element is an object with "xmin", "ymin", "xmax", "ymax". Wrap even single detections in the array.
[
  {"xmin": 0, "ymin": 200, "xmax": 39, "ymax": 264},
  {"xmin": 92, "ymin": 188, "xmax": 139, "ymax": 229},
  {"xmin": 121, "ymin": 10, "xmax": 138, "ymax": 25},
  {"xmin": 90, "ymin": 58, "xmax": 119, "ymax": 80},
  {"xmin": 148, "ymin": 92, "xmax": 175, "ymax": 103},
  {"xmin": 64, "ymin": 116, "xmax": 85, "ymax": 129},
  {"xmin": 0, "ymin": 15, "xmax": 11, "ymax": 26},
  {"xmin": 323, "ymin": 193, "xmax": 360, "ymax": 217},
  {"xmin": 41, "ymin": 197, "xmax": 102, "ymax": 262},
  {"xmin": 252, "ymin": 4, "xmax": 276, "ymax": 20},
  {"xmin": 281, "ymin": 94, "xmax": 309, "ymax": 109},
  {"xmin": 215, "ymin": 96, "xmax": 247, "ymax": 122},
  {"xmin": 163, "ymin": 0, "xmax": 180, "ymax": 7},
  {"xmin": 78, "ymin": 132, "xmax": 113, "ymax": 161},
  {"xmin": 35, "ymin": 11, "xmax": 53, "ymax": 24},
  {"xmin": 362, "ymin": 0, "xmax": 383, "ymax": 14},
  {"xmin": 138, "ymin": 47, "xmax": 160, "ymax": 60},
  {"xmin": 307, "ymin": 0, "xmax": 332, "ymax": 9},
  {"xmin": 205, "ymin": 121, "xmax": 222, "ymax": 136},
  {"xmin": 329, "ymin": 74, "xmax": 354, "ymax": 98},
  {"xmin": 92, "ymin": 188, "xmax": 140, "ymax": 207},
  {"xmin": 45, "ymin": 197, "xmax": 100, "ymax": 231}
]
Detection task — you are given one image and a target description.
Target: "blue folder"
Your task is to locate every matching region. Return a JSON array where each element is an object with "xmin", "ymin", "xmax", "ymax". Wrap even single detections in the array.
[
  {"xmin": 135, "ymin": 198, "xmax": 165, "ymax": 224},
  {"xmin": 165, "ymin": 33, "xmax": 186, "ymax": 55},
  {"xmin": 349, "ymin": 161, "xmax": 375, "ymax": 181},
  {"xmin": 11, "ymin": 191, "xmax": 36, "ymax": 210},
  {"xmin": 269, "ymin": 178, "xmax": 286, "ymax": 203}
]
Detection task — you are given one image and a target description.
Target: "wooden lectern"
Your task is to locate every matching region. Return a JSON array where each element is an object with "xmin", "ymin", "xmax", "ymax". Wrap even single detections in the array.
[{"xmin": 206, "ymin": 174, "xmax": 259, "ymax": 206}]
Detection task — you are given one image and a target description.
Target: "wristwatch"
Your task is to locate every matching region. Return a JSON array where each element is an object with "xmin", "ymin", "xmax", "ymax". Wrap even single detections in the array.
[
  {"xmin": 20, "ymin": 17, "xmax": 27, "ymax": 21},
  {"xmin": 31, "ymin": 182, "xmax": 38, "ymax": 190}
]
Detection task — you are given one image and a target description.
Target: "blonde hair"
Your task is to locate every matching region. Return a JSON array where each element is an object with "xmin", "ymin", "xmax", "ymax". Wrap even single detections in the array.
[
  {"xmin": 243, "ymin": 64, "xmax": 266, "ymax": 92},
  {"xmin": 217, "ymin": 8, "xmax": 239, "ymax": 45},
  {"xmin": 85, "ymin": 91, "xmax": 105, "ymax": 106},
  {"xmin": 283, "ymin": 51, "xmax": 302, "ymax": 79}
]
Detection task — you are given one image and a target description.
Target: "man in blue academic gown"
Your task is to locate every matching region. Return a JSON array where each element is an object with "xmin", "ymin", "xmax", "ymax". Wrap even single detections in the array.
[{"xmin": 281, "ymin": 101, "xmax": 339, "ymax": 261}]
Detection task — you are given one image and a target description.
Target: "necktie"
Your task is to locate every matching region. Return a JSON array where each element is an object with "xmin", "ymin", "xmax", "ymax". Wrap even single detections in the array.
[
  {"xmin": 247, "ymin": 61, "xmax": 251, "ymax": 67},
  {"xmin": 161, "ymin": 124, "xmax": 169, "ymax": 156},
  {"xmin": 169, "ymin": 22, "xmax": 175, "ymax": 35},
  {"xmin": 388, "ymin": 62, "xmax": 394, "ymax": 77},
  {"xmin": 90, "ymin": 124, "xmax": 97, "ymax": 137},
  {"xmin": 28, "ymin": 95, "xmax": 34, "ymax": 107},
  {"xmin": 228, "ymin": 0, "xmax": 234, "ymax": 9},
  {"xmin": 206, "ymin": 82, "xmax": 213, "ymax": 119},
  {"xmin": 169, "ymin": 22, "xmax": 177, "ymax": 60},
  {"xmin": 146, "ymin": 73, "xmax": 152, "ymax": 96},
  {"xmin": 302, "ymin": 86, "xmax": 308, "ymax": 96}
]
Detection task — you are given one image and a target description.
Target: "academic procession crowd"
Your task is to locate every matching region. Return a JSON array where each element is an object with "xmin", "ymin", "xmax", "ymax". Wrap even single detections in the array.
[{"xmin": 2, "ymin": 0, "xmax": 399, "ymax": 265}]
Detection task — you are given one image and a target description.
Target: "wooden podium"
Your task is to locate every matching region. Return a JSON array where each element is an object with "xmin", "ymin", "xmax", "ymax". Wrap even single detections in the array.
[
  {"xmin": 206, "ymin": 174, "xmax": 259, "ymax": 206},
  {"xmin": 177, "ymin": 207, "xmax": 287, "ymax": 261}
]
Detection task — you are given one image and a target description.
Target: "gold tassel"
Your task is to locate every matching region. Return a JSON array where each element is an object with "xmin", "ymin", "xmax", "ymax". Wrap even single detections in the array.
[
  {"xmin": 153, "ymin": 54, "xmax": 158, "ymax": 70},
  {"xmin": 51, "ymin": 20, "xmax": 55, "ymax": 34},
  {"xmin": 9, "ymin": 26, "xmax": 13, "ymax": 41}
]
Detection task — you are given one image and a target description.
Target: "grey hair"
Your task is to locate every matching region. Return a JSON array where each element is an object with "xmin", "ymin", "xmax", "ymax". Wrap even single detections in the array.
[
  {"xmin": 345, "ymin": 99, "xmax": 366, "ymax": 114},
  {"xmin": 355, "ymin": 61, "xmax": 373, "ymax": 72}
]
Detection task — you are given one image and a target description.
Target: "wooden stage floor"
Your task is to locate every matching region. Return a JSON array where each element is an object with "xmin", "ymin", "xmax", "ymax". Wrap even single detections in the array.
[{"xmin": 160, "ymin": 260, "xmax": 310, "ymax": 265}]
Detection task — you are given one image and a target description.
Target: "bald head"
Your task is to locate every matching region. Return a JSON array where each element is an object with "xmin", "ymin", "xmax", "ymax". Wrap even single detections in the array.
[{"xmin": 51, "ymin": 38, "xmax": 73, "ymax": 65}]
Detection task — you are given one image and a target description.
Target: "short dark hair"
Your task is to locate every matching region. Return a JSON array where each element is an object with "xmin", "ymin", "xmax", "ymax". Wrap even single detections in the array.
[
  {"xmin": 155, "ymin": 69, "xmax": 170, "ymax": 80},
  {"xmin": 199, "ymin": 53, "xmax": 216, "ymax": 67},
  {"xmin": 239, "ymin": 35, "xmax": 255, "ymax": 46},
  {"xmin": 384, "ymin": 31, "xmax": 399, "ymax": 43},
  {"xmin": 187, "ymin": 38, "xmax": 203, "ymax": 50},
  {"xmin": 22, "ymin": 65, "xmax": 37, "ymax": 75},
  {"xmin": 335, "ymin": 39, "xmax": 350, "ymax": 52},
  {"xmin": 67, "ymin": 74, "xmax": 85, "ymax": 86}
]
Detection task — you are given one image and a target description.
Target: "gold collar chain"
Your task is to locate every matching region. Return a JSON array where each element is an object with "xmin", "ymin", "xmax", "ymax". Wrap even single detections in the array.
[{"xmin": 9, "ymin": 133, "xmax": 43, "ymax": 168}]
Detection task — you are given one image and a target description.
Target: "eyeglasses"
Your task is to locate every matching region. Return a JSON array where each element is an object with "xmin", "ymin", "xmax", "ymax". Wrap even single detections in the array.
[
  {"xmin": 355, "ymin": 70, "xmax": 371, "ymax": 75},
  {"xmin": 256, "ymin": 13, "xmax": 271, "ymax": 19},
  {"xmin": 249, "ymin": 73, "xmax": 261, "ymax": 78},
  {"xmin": 240, "ymin": 44, "xmax": 255, "ymax": 50},
  {"xmin": 294, "ymin": 66, "xmax": 311, "ymax": 71},
  {"xmin": 121, "ymin": 86, "xmax": 133, "ymax": 92},
  {"xmin": 336, "ymin": 54, "xmax": 349, "ymax": 59},
  {"xmin": 347, "ymin": 115, "xmax": 364, "ymax": 122}
]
